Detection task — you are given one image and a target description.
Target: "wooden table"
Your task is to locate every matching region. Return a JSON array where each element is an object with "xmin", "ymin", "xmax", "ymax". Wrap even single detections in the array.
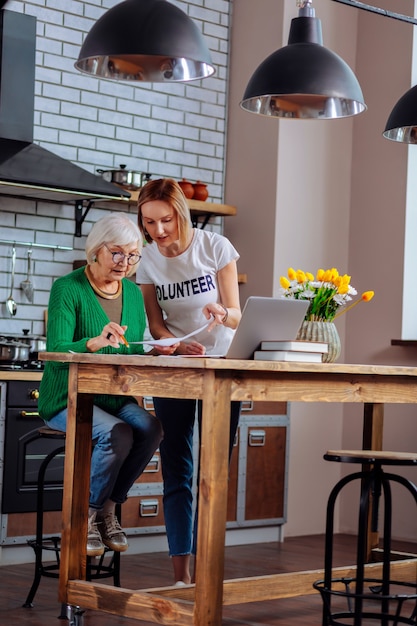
[{"xmin": 40, "ymin": 353, "xmax": 417, "ymax": 625}]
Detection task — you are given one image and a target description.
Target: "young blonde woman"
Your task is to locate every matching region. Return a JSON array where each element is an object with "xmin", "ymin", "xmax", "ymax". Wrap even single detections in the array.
[{"xmin": 137, "ymin": 178, "xmax": 241, "ymax": 584}]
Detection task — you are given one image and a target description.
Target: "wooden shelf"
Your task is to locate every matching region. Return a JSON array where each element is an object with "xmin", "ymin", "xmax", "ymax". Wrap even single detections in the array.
[
  {"xmin": 113, "ymin": 188, "xmax": 237, "ymax": 222},
  {"xmin": 188, "ymin": 199, "xmax": 236, "ymax": 227},
  {"xmin": 188, "ymin": 198, "xmax": 237, "ymax": 217},
  {"xmin": 391, "ymin": 339, "xmax": 417, "ymax": 346}
]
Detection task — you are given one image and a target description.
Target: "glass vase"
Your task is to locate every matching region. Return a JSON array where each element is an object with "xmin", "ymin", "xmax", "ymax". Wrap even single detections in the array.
[{"xmin": 296, "ymin": 320, "xmax": 341, "ymax": 363}]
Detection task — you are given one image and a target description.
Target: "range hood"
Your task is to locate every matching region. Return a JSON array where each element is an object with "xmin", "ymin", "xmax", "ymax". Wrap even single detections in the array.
[{"xmin": 0, "ymin": 10, "xmax": 131, "ymax": 205}]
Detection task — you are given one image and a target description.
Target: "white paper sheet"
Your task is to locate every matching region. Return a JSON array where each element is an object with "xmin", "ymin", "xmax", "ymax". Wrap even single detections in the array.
[{"xmin": 129, "ymin": 320, "xmax": 212, "ymax": 347}]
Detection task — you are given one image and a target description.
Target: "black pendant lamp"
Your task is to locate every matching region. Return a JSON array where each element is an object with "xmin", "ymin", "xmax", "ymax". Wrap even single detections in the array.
[
  {"xmin": 240, "ymin": 0, "xmax": 366, "ymax": 119},
  {"xmin": 383, "ymin": 86, "xmax": 417, "ymax": 143},
  {"xmin": 75, "ymin": 0, "xmax": 215, "ymax": 83}
]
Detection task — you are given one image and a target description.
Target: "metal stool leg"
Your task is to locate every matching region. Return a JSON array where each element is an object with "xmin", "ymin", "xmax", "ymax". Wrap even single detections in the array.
[
  {"xmin": 23, "ymin": 435, "xmax": 123, "ymax": 610},
  {"xmin": 322, "ymin": 470, "xmax": 366, "ymax": 626},
  {"xmin": 315, "ymin": 460, "xmax": 417, "ymax": 626},
  {"xmin": 23, "ymin": 444, "xmax": 64, "ymax": 608}
]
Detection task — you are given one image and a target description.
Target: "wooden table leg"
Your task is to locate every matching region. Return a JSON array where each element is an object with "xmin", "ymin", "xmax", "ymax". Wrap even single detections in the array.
[
  {"xmin": 58, "ymin": 363, "xmax": 93, "ymax": 604},
  {"xmin": 363, "ymin": 403, "xmax": 384, "ymax": 452},
  {"xmin": 194, "ymin": 372, "xmax": 231, "ymax": 625}
]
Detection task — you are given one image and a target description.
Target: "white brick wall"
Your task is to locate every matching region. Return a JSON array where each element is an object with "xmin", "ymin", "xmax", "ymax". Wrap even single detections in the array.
[{"xmin": 0, "ymin": 0, "xmax": 230, "ymax": 337}]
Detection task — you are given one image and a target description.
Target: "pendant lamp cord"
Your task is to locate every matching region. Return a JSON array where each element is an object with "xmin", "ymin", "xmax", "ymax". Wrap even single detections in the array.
[{"xmin": 332, "ymin": 0, "xmax": 417, "ymax": 26}]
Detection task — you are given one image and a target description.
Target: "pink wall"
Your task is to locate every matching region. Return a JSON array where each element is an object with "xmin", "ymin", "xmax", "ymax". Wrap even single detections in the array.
[
  {"xmin": 344, "ymin": 0, "xmax": 415, "ymax": 540},
  {"xmin": 225, "ymin": 0, "xmax": 416, "ymax": 540}
]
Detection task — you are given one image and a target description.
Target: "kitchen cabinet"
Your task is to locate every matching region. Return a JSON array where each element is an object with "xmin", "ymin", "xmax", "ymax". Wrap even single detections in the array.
[
  {"xmin": 119, "ymin": 446, "xmax": 165, "ymax": 534},
  {"xmin": 0, "ymin": 375, "xmax": 64, "ymax": 547},
  {"xmin": 226, "ymin": 401, "xmax": 289, "ymax": 539},
  {"xmin": 121, "ymin": 398, "xmax": 289, "ymax": 538},
  {"xmin": 5, "ymin": 511, "xmax": 62, "ymax": 539}
]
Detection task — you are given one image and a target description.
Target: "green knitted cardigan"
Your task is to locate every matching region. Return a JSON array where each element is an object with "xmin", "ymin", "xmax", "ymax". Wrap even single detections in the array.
[{"xmin": 39, "ymin": 266, "xmax": 146, "ymax": 421}]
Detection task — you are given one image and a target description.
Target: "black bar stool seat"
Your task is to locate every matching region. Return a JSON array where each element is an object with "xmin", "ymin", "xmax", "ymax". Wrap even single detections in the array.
[
  {"xmin": 313, "ymin": 449, "xmax": 417, "ymax": 626},
  {"xmin": 23, "ymin": 426, "xmax": 121, "ymax": 616}
]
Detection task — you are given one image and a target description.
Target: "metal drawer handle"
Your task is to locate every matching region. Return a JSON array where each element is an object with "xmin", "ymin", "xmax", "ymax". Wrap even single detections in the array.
[
  {"xmin": 143, "ymin": 397, "xmax": 155, "ymax": 412},
  {"xmin": 20, "ymin": 410, "xmax": 40, "ymax": 417},
  {"xmin": 140, "ymin": 499, "xmax": 159, "ymax": 517},
  {"xmin": 241, "ymin": 400, "xmax": 253, "ymax": 412},
  {"xmin": 248, "ymin": 429, "xmax": 266, "ymax": 447},
  {"xmin": 143, "ymin": 454, "xmax": 160, "ymax": 473}
]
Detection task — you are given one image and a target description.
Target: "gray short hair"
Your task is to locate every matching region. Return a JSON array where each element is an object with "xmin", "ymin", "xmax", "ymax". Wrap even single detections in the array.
[{"xmin": 85, "ymin": 212, "xmax": 142, "ymax": 277}]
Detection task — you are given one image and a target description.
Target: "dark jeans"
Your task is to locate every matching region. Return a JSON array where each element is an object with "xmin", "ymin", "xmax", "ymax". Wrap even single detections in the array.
[
  {"xmin": 153, "ymin": 397, "xmax": 240, "ymax": 556},
  {"xmin": 47, "ymin": 401, "xmax": 163, "ymax": 509}
]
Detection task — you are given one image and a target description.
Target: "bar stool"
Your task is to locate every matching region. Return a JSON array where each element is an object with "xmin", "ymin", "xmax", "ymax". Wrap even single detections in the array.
[
  {"xmin": 313, "ymin": 449, "xmax": 417, "ymax": 626},
  {"xmin": 23, "ymin": 426, "xmax": 121, "ymax": 616}
]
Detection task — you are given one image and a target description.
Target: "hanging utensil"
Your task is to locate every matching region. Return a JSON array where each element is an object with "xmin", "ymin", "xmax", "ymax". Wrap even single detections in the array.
[
  {"xmin": 20, "ymin": 248, "xmax": 34, "ymax": 303},
  {"xmin": 5, "ymin": 245, "xmax": 17, "ymax": 316}
]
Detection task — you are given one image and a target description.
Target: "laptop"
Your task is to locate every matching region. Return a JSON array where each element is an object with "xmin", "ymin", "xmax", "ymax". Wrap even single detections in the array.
[{"xmin": 226, "ymin": 296, "xmax": 309, "ymax": 359}]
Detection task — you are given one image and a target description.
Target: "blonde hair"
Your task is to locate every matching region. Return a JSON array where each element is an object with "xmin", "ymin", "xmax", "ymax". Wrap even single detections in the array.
[
  {"xmin": 85, "ymin": 212, "xmax": 142, "ymax": 278},
  {"xmin": 137, "ymin": 178, "xmax": 192, "ymax": 250}
]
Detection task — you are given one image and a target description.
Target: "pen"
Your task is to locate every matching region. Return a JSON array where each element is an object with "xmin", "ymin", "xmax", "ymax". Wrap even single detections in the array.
[{"xmin": 120, "ymin": 335, "xmax": 130, "ymax": 348}]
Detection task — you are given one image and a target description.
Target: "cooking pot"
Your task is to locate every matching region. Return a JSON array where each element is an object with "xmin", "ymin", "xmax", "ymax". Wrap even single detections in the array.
[
  {"xmin": 96, "ymin": 165, "xmax": 151, "ymax": 190},
  {"xmin": 20, "ymin": 330, "xmax": 47, "ymax": 354},
  {"xmin": 0, "ymin": 338, "xmax": 31, "ymax": 362}
]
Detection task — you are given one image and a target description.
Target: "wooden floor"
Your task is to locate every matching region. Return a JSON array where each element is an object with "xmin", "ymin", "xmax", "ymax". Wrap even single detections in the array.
[{"xmin": 0, "ymin": 534, "xmax": 416, "ymax": 625}]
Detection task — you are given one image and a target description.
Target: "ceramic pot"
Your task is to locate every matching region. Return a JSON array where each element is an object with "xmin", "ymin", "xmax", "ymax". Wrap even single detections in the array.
[
  {"xmin": 178, "ymin": 178, "xmax": 194, "ymax": 199},
  {"xmin": 193, "ymin": 181, "xmax": 209, "ymax": 201},
  {"xmin": 296, "ymin": 320, "xmax": 341, "ymax": 363}
]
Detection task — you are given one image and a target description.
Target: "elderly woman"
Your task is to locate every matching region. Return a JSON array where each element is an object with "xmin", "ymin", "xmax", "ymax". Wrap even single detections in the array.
[{"xmin": 39, "ymin": 212, "xmax": 163, "ymax": 557}]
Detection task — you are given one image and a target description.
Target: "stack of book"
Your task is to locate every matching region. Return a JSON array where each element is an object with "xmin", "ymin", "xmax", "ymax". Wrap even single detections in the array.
[{"xmin": 253, "ymin": 340, "xmax": 329, "ymax": 362}]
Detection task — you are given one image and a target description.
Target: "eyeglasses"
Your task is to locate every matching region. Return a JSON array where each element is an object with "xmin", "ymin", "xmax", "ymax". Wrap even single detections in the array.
[{"xmin": 104, "ymin": 244, "xmax": 141, "ymax": 265}]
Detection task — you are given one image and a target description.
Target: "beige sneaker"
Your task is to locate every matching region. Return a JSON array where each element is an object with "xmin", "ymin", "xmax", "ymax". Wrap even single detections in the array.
[
  {"xmin": 87, "ymin": 511, "xmax": 105, "ymax": 557},
  {"xmin": 98, "ymin": 512, "xmax": 128, "ymax": 552}
]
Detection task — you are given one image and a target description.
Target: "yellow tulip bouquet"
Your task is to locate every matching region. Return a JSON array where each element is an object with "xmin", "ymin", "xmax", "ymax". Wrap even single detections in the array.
[{"xmin": 279, "ymin": 267, "xmax": 374, "ymax": 322}]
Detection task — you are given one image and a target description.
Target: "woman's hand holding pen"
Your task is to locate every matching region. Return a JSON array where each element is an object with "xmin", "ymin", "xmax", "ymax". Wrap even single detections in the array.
[{"xmin": 86, "ymin": 323, "xmax": 129, "ymax": 352}]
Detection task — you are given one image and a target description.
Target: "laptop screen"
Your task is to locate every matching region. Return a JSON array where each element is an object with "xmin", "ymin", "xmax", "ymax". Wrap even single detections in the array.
[{"xmin": 226, "ymin": 296, "xmax": 309, "ymax": 359}]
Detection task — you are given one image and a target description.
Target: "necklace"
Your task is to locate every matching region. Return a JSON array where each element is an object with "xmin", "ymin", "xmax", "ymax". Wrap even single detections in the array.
[{"xmin": 85, "ymin": 266, "xmax": 122, "ymax": 300}]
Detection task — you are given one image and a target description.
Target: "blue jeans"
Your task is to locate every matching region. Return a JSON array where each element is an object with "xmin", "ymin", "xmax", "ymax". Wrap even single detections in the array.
[
  {"xmin": 46, "ymin": 401, "xmax": 163, "ymax": 510},
  {"xmin": 153, "ymin": 397, "xmax": 240, "ymax": 556}
]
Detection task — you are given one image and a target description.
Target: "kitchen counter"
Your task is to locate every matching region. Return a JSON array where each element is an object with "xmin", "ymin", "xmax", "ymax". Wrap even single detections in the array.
[{"xmin": 0, "ymin": 371, "xmax": 43, "ymax": 381}]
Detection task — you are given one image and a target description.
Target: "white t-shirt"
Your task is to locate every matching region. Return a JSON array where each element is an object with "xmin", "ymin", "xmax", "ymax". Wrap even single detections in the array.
[{"xmin": 136, "ymin": 229, "xmax": 240, "ymax": 355}]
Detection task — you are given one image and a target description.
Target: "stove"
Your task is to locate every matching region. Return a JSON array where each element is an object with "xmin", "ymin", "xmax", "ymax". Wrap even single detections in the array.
[
  {"xmin": 0, "ymin": 361, "xmax": 44, "ymax": 371},
  {"xmin": 2, "ymin": 378, "xmax": 64, "ymax": 514}
]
